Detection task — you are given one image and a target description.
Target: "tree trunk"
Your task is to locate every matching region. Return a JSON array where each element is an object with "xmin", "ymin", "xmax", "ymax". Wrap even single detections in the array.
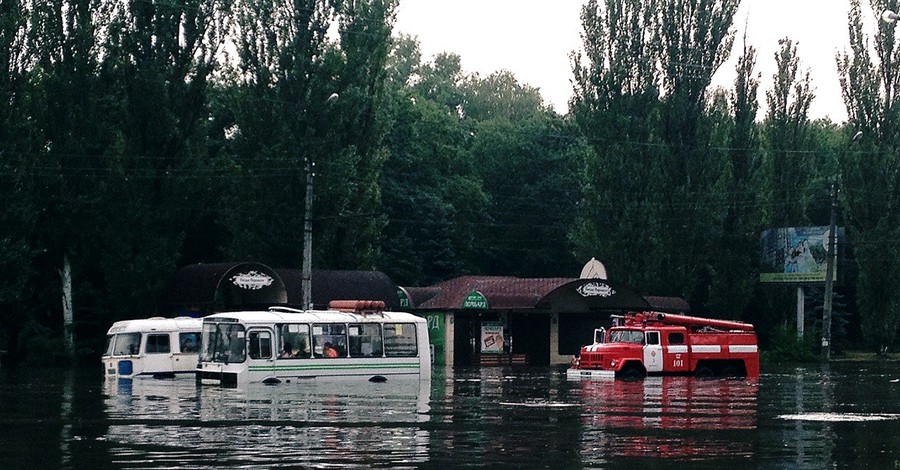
[{"xmin": 61, "ymin": 255, "xmax": 75, "ymax": 360}]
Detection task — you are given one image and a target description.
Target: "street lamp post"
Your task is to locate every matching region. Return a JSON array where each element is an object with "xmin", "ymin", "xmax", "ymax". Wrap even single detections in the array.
[
  {"xmin": 301, "ymin": 92, "xmax": 339, "ymax": 311},
  {"xmin": 822, "ymin": 131, "xmax": 861, "ymax": 362}
]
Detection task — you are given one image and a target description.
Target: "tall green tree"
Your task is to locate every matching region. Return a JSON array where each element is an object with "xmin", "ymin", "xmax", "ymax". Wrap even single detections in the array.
[
  {"xmin": 0, "ymin": 0, "xmax": 38, "ymax": 357},
  {"xmin": 217, "ymin": 0, "xmax": 396, "ymax": 272},
  {"xmin": 572, "ymin": 0, "xmax": 743, "ymax": 311},
  {"xmin": 23, "ymin": 0, "xmax": 114, "ymax": 359},
  {"xmin": 706, "ymin": 34, "xmax": 765, "ymax": 320},
  {"xmin": 571, "ymin": 0, "xmax": 668, "ymax": 290},
  {"xmin": 655, "ymin": 0, "xmax": 739, "ymax": 309},
  {"xmin": 316, "ymin": 0, "xmax": 397, "ymax": 269},
  {"xmin": 837, "ymin": 0, "xmax": 900, "ymax": 352},
  {"xmin": 464, "ymin": 72, "xmax": 587, "ymax": 277},
  {"xmin": 379, "ymin": 46, "xmax": 488, "ymax": 284},
  {"xmin": 765, "ymin": 37, "xmax": 816, "ymax": 227}
]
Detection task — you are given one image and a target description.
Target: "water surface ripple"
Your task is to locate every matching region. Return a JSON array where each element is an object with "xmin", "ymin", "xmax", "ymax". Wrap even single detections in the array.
[{"xmin": 1, "ymin": 362, "xmax": 899, "ymax": 468}]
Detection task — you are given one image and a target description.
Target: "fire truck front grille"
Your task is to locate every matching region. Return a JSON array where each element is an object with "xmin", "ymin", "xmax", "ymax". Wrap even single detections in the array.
[{"xmin": 580, "ymin": 352, "xmax": 604, "ymax": 369}]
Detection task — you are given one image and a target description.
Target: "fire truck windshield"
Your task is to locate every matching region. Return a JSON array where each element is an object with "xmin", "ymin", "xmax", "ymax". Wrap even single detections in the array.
[{"xmin": 608, "ymin": 329, "xmax": 644, "ymax": 344}]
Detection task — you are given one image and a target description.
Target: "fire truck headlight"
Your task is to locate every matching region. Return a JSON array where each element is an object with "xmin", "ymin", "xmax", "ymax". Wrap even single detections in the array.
[{"xmin": 610, "ymin": 360, "xmax": 617, "ymax": 367}]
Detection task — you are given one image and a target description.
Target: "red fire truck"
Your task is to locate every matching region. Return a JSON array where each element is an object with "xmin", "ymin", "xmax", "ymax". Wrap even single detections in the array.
[{"xmin": 567, "ymin": 311, "xmax": 760, "ymax": 380}]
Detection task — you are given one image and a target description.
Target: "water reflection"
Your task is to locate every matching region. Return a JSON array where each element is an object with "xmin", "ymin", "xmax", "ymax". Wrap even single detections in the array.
[
  {"xmin": 574, "ymin": 376, "xmax": 759, "ymax": 461},
  {"xmin": 102, "ymin": 377, "xmax": 432, "ymax": 468},
  {"xmin": 3, "ymin": 363, "xmax": 900, "ymax": 468}
]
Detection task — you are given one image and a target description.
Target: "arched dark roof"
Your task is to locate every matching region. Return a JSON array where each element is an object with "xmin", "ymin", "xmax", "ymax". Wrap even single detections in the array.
[
  {"xmin": 276, "ymin": 269, "xmax": 401, "ymax": 310},
  {"xmin": 536, "ymin": 278, "xmax": 652, "ymax": 311},
  {"xmin": 163, "ymin": 262, "xmax": 287, "ymax": 313}
]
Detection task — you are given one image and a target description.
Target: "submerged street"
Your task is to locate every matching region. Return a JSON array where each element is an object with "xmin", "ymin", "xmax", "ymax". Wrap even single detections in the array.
[{"xmin": 1, "ymin": 362, "xmax": 899, "ymax": 468}]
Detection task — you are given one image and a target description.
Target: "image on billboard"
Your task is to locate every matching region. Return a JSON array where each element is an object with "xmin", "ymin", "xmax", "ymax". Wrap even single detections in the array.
[{"xmin": 759, "ymin": 226, "xmax": 842, "ymax": 283}]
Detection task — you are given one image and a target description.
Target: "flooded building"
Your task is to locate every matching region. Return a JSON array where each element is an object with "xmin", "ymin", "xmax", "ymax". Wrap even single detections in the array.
[
  {"xmin": 163, "ymin": 262, "xmax": 688, "ymax": 368},
  {"xmin": 403, "ymin": 276, "xmax": 689, "ymax": 367}
]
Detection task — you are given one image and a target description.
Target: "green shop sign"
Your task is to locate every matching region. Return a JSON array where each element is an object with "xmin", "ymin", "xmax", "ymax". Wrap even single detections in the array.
[
  {"xmin": 396, "ymin": 287, "xmax": 412, "ymax": 308},
  {"xmin": 463, "ymin": 290, "xmax": 488, "ymax": 309}
]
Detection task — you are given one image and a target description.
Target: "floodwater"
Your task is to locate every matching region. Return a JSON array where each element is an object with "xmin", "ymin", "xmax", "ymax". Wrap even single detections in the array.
[{"xmin": 2, "ymin": 362, "xmax": 900, "ymax": 469}]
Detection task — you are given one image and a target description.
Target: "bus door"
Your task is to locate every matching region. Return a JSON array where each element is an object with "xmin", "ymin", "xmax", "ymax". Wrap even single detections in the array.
[
  {"xmin": 246, "ymin": 328, "xmax": 275, "ymax": 372},
  {"xmin": 643, "ymin": 330, "xmax": 663, "ymax": 373}
]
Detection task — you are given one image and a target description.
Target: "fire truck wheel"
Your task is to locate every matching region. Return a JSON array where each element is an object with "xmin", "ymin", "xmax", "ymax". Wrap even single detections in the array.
[
  {"xmin": 721, "ymin": 364, "xmax": 743, "ymax": 378},
  {"xmin": 695, "ymin": 365, "xmax": 714, "ymax": 379},
  {"xmin": 618, "ymin": 363, "xmax": 645, "ymax": 381}
]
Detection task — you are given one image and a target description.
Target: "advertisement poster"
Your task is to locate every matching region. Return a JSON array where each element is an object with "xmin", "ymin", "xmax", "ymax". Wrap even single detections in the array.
[
  {"xmin": 481, "ymin": 322, "xmax": 504, "ymax": 354},
  {"xmin": 759, "ymin": 226, "xmax": 842, "ymax": 283}
]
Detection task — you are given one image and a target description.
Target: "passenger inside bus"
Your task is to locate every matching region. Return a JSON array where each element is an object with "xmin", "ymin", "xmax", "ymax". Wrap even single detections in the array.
[
  {"xmin": 323, "ymin": 342, "xmax": 338, "ymax": 358},
  {"xmin": 280, "ymin": 342, "xmax": 295, "ymax": 358}
]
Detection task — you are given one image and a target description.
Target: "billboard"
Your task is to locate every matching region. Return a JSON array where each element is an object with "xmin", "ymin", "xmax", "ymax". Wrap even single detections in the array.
[{"xmin": 759, "ymin": 226, "xmax": 843, "ymax": 284}]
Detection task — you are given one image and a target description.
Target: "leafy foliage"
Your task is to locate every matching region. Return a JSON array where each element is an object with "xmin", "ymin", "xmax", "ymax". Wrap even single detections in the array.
[{"xmin": 1, "ymin": 0, "xmax": 899, "ymax": 364}]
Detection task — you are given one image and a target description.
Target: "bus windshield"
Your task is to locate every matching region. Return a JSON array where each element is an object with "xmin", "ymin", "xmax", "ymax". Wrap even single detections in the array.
[
  {"xmin": 608, "ymin": 329, "xmax": 644, "ymax": 344},
  {"xmin": 200, "ymin": 322, "xmax": 246, "ymax": 364}
]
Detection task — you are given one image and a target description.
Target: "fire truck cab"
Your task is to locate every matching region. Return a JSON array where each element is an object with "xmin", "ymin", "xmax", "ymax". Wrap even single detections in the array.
[{"xmin": 567, "ymin": 311, "xmax": 760, "ymax": 380}]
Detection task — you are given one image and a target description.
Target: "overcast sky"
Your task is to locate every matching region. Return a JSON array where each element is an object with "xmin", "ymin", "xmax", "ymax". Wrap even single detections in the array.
[{"xmin": 394, "ymin": 0, "xmax": 875, "ymax": 123}]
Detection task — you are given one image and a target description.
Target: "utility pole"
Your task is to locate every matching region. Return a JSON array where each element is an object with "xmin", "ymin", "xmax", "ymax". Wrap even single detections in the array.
[
  {"xmin": 822, "ymin": 131, "xmax": 860, "ymax": 362},
  {"xmin": 821, "ymin": 181, "xmax": 837, "ymax": 362},
  {"xmin": 301, "ymin": 92, "xmax": 339, "ymax": 311},
  {"xmin": 301, "ymin": 156, "xmax": 314, "ymax": 311}
]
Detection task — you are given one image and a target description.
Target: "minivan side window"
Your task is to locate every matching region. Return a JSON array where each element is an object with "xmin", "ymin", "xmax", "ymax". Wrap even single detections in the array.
[
  {"xmin": 146, "ymin": 334, "xmax": 171, "ymax": 354},
  {"xmin": 179, "ymin": 332, "xmax": 200, "ymax": 353}
]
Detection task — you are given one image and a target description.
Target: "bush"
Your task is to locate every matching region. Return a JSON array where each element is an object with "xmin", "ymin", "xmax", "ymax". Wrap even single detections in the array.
[
  {"xmin": 18, "ymin": 320, "xmax": 70, "ymax": 366},
  {"xmin": 761, "ymin": 323, "xmax": 817, "ymax": 364}
]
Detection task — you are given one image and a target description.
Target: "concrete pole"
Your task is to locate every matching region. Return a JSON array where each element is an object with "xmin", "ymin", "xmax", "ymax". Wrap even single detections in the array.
[{"xmin": 302, "ymin": 158, "xmax": 313, "ymax": 311}]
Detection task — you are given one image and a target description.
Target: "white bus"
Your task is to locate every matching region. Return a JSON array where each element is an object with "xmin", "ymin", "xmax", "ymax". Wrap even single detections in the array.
[
  {"xmin": 196, "ymin": 301, "xmax": 431, "ymax": 386},
  {"xmin": 102, "ymin": 317, "xmax": 202, "ymax": 379}
]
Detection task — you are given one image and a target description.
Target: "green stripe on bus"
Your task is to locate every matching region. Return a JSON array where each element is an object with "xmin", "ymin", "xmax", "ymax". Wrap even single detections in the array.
[{"xmin": 247, "ymin": 363, "xmax": 420, "ymax": 372}]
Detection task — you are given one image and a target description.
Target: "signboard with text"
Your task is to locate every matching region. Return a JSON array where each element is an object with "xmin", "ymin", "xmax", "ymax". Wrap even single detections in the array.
[
  {"xmin": 481, "ymin": 321, "xmax": 504, "ymax": 354},
  {"xmin": 463, "ymin": 290, "xmax": 488, "ymax": 309}
]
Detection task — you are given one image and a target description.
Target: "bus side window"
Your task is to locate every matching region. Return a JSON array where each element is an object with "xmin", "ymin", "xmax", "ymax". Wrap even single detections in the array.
[
  {"xmin": 313, "ymin": 324, "xmax": 347, "ymax": 358},
  {"xmin": 278, "ymin": 324, "xmax": 311, "ymax": 358},
  {"xmin": 384, "ymin": 323, "xmax": 417, "ymax": 357},
  {"xmin": 248, "ymin": 330, "xmax": 272, "ymax": 359},
  {"xmin": 348, "ymin": 323, "xmax": 383, "ymax": 358}
]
